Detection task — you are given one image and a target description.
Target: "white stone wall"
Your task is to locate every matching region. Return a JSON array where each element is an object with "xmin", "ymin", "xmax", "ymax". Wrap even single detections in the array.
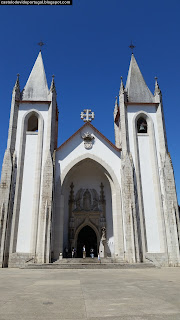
[
  {"xmin": 56, "ymin": 124, "xmax": 121, "ymax": 185},
  {"xmin": 16, "ymin": 133, "xmax": 38, "ymax": 252},
  {"xmin": 127, "ymin": 105, "xmax": 163, "ymax": 253},
  {"xmin": 15, "ymin": 103, "xmax": 49, "ymax": 253},
  {"xmin": 138, "ymin": 135, "xmax": 161, "ymax": 252},
  {"xmin": 15, "ymin": 103, "xmax": 49, "ymax": 166},
  {"xmin": 127, "ymin": 105, "xmax": 160, "ymax": 167}
]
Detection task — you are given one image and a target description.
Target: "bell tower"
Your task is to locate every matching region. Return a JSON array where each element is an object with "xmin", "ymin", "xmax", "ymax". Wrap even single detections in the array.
[
  {"xmin": 114, "ymin": 53, "xmax": 180, "ymax": 266},
  {"xmin": 0, "ymin": 51, "xmax": 58, "ymax": 267}
]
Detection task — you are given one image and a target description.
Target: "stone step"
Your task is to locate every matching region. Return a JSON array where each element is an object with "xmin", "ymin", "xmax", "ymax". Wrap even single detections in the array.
[
  {"xmin": 54, "ymin": 258, "xmax": 114, "ymax": 264},
  {"xmin": 24, "ymin": 262, "xmax": 155, "ymax": 269}
]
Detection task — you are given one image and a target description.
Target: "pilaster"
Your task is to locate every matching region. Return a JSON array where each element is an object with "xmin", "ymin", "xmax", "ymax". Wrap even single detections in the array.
[
  {"xmin": 47, "ymin": 76, "xmax": 58, "ymax": 156},
  {"xmin": 154, "ymin": 78, "xmax": 167, "ymax": 160},
  {"xmin": 119, "ymin": 78, "xmax": 129, "ymax": 156},
  {"xmin": 113, "ymin": 96, "xmax": 121, "ymax": 148},
  {"xmin": 36, "ymin": 150, "xmax": 53, "ymax": 263},
  {"xmin": 121, "ymin": 153, "xmax": 140, "ymax": 262},
  {"xmin": 161, "ymin": 152, "xmax": 180, "ymax": 265},
  {"xmin": 7, "ymin": 75, "xmax": 20, "ymax": 155},
  {"xmin": 0, "ymin": 149, "xmax": 12, "ymax": 266}
]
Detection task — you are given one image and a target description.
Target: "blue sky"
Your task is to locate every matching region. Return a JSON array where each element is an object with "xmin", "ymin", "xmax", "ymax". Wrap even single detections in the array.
[{"xmin": 0, "ymin": 0, "xmax": 179, "ymax": 202}]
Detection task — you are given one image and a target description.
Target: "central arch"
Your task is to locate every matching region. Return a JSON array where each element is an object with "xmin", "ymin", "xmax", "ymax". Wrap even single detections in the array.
[
  {"xmin": 77, "ymin": 226, "xmax": 97, "ymax": 257},
  {"xmin": 53, "ymin": 155, "xmax": 125, "ymax": 261}
]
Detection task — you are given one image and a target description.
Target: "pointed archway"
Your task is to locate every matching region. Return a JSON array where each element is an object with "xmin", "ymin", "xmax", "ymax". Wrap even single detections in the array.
[
  {"xmin": 53, "ymin": 155, "xmax": 124, "ymax": 261},
  {"xmin": 77, "ymin": 226, "xmax": 97, "ymax": 258}
]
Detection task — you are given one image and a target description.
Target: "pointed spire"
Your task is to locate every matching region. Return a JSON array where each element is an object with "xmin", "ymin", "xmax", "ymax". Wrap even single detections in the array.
[
  {"xmin": 125, "ymin": 54, "xmax": 154, "ymax": 103},
  {"xmin": 50, "ymin": 75, "xmax": 56, "ymax": 94},
  {"xmin": 13, "ymin": 74, "xmax": 20, "ymax": 98},
  {"xmin": 154, "ymin": 77, "xmax": 161, "ymax": 96},
  {"xmin": 22, "ymin": 51, "xmax": 49, "ymax": 101},
  {"xmin": 119, "ymin": 76, "xmax": 125, "ymax": 95},
  {"xmin": 14, "ymin": 74, "xmax": 20, "ymax": 91}
]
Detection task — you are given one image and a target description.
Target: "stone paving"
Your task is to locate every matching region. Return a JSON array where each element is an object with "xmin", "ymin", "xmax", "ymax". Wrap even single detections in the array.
[{"xmin": 0, "ymin": 267, "xmax": 180, "ymax": 319}]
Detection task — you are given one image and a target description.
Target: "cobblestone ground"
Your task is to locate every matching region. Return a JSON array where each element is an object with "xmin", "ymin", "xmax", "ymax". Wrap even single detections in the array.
[{"xmin": 0, "ymin": 267, "xmax": 180, "ymax": 320}]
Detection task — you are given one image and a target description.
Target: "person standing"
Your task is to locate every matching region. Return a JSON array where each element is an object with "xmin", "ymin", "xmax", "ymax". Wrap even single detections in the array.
[
  {"xmin": 64, "ymin": 247, "xmax": 68, "ymax": 258},
  {"xmin": 74, "ymin": 247, "xmax": 76, "ymax": 258},
  {"xmin": 98, "ymin": 253, "xmax": 101, "ymax": 263},
  {"xmin": 90, "ymin": 248, "xmax": 94, "ymax": 258},
  {"xmin": 83, "ymin": 245, "xmax": 86, "ymax": 259}
]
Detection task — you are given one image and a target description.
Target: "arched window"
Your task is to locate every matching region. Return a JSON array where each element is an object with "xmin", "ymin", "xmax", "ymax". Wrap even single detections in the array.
[
  {"xmin": 137, "ymin": 117, "xmax": 147, "ymax": 133},
  {"xmin": 27, "ymin": 114, "xmax": 38, "ymax": 132}
]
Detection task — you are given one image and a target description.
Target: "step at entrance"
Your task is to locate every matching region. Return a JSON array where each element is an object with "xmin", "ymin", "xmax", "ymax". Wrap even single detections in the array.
[{"xmin": 24, "ymin": 259, "xmax": 156, "ymax": 269}]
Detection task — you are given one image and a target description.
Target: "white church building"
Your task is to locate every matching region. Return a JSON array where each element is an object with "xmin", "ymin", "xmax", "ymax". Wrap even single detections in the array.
[{"xmin": 0, "ymin": 51, "xmax": 179, "ymax": 267}]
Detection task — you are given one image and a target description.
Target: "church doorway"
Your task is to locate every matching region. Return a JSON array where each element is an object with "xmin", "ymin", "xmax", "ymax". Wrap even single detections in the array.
[{"xmin": 77, "ymin": 226, "xmax": 97, "ymax": 258}]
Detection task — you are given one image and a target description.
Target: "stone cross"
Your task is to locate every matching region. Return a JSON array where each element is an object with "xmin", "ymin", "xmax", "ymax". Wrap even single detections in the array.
[
  {"xmin": 38, "ymin": 41, "xmax": 45, "ymax": 51},
  {"xmin": 80, "ymin": 109, "xmax": 95, "ymax": 122},
  {"xmin": 129, "ymin": 41, "xmax": 135, "ymax": 53}
]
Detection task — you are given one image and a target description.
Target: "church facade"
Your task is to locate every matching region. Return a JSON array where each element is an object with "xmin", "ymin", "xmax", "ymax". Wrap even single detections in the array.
[{"xmin": 0, "ymin": 52, "xmax": 179, "ymax": 267}]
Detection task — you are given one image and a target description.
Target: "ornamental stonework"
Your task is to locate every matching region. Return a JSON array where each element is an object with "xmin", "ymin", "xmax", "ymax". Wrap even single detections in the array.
[{"xmin": 81, "ymin": 132, "xmax": 95, "ymax": 149}]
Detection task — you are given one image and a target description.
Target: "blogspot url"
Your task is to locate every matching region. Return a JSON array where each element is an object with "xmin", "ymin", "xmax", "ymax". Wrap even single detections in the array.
[{"xmin": 0, "ymin": 0, "xmax": 72, "ymax": 5}]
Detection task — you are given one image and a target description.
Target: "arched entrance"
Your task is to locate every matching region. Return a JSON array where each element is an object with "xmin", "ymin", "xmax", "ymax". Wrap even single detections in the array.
[
  {"xmin": 53, "ymin": 156, "xmax": 124, "ymax": 261},
  {"xmin": 77, "ymin": 226, "xmax": 97, "ymax": 258}
]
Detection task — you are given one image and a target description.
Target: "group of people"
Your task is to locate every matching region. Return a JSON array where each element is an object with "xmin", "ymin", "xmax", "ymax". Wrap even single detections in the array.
[
  {"xmin": 82, "ymin": 245, "xmax": 95, "ymax": 259},
  {"xmin": 83, "ymin": 245, "xmax": 101, "ymax": 262},
  {"xmin": 64, "ymin": 245, "xmax": 100, "ymax": 261},
  {"xmin": 64, "ymin": 247, "xmax": 77, "ymax": 258}
]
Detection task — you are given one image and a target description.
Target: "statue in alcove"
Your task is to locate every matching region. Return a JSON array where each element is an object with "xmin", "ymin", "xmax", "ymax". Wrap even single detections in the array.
[
  {"xmin": 101, "ymin": 227, "xmax": 106, "ymax": 241},
  {"xmin": 83, "ymin": 189, "xmax": 91, "ymax": 210}
]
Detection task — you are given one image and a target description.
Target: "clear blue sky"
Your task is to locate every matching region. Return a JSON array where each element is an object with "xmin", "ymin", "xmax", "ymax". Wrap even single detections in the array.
[{"xmin": 0, "ymin": 0, "xmax": 179, "ymax": 203}]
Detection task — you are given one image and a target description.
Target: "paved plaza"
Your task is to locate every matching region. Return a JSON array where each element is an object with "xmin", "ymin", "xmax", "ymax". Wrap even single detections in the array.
[{"xmin": 0, "ymin": 267, "xmax": 180, "ymax": 320}]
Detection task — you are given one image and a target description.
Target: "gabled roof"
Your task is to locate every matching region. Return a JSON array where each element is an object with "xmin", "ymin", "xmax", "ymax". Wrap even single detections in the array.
[
  {"xmin": 22, "ymin": 51, "xmax": 49, "ymax": 101},
  {"xmin": 56, "ymin": 122, "xmax": 121, "ymax": 152},
  {"xmin": 125, "ymin": 54, "xmax": 154, "ymax": 103}
]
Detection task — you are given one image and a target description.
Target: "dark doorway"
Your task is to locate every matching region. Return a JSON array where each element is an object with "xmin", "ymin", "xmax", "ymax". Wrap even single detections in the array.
[{"xmin": 77, "ymin": 226, "xmax": 97, "ymax": 258}]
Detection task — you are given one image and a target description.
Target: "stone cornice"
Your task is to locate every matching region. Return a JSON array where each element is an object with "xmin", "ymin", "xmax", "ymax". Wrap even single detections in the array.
[
  {"xmin": 125, "ymin": 102, "xmax": 159, "ymax": 106},
  {"xmin": 16, "ymin": 100, "xmax": 51, "ymax": 104}
]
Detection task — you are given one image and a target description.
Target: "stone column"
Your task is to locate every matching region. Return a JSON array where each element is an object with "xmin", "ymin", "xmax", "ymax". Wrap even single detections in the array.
[
  {"xmin": 121, "ymin": 153, "xmax": 139, "ymax": 263},
  {"xmin": 0, "ymin": 150, "xmax": 13, "ymax": 267},
  {"xmin": 59, "ymin": 195, "xmax": 64, "ymax": 254},
  {"xmin": 161, "ymin": 152, "xmax": 180, "ymax": 266},
  {"xmin": 112, "ymin": 191, "xmax": 124, "ymax": 261},
  {"xmin": 36, "ymin": 151, "xmax": 53, "ymax": 263}
]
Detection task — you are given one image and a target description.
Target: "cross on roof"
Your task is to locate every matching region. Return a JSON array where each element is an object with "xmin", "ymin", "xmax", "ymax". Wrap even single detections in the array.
[
  {"xmin": 38, "ymin": 41, "xmax": 45, "ymax": 51},
  {"xmin": 129, "ymin": 41, "xmax": 135, "ymax": 53},
  {"xmin": 80, "ymin": 109, "xmax": 95, "ymax": 122}
]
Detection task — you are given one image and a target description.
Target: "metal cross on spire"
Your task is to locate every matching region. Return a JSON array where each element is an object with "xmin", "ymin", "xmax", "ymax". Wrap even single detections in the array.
[
  {"xmin": 129, "ymin": 41, "xmax": 135, "ymax": 54},
  {"xmin": 80, "ymin": 109, "xmax": 95, "ymax": 122},
  {"xmin": 38, "ymin": 41, "xmax": 45, "ymax": 51}
]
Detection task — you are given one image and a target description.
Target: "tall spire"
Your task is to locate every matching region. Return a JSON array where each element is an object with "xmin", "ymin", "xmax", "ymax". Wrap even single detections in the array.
[
  {"xmin": 125, "ymin": 54, "xmax": 154, "ymax": 103},
  {"xmin": 154, "ymin": 77, "xmax": 161, "ymax": 96},
  {"xmin": 119, "ymin": 76, "xmax": 125, "ymax": 95},
  {"xmin": 14, "ymin": 74, "xmax": 20, "ymax": 91},
  {"xmin": 22, "ymin": 51, "xmax": 49, "ymax": 101},
  {"xmin": 50, "ymin": 75, "xmax": 56, "ymax": 94},
  {"xmin": 13, "ymin": 74, "xmax": 20, "ymax": 99}
]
